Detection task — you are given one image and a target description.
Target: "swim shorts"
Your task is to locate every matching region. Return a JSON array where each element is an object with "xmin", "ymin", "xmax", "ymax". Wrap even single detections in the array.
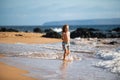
[{"xmin": 62, "ymin": 42, "xmax": 70, "ymax": 50}]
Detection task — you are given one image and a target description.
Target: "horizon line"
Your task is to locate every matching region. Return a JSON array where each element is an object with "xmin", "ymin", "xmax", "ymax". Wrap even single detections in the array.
[{"xmin": 0, "ymin": 18, "xmax": 120, "ymax": 26}]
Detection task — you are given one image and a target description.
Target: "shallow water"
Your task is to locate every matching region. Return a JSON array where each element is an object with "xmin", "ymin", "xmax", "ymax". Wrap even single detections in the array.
[
  {"xmin": 0, "ymin": 38, "xmax": 120, "ymax": 80},
  {"xmin": 0, "ymin": 55, "xmax": 119, "ymax": 80}
]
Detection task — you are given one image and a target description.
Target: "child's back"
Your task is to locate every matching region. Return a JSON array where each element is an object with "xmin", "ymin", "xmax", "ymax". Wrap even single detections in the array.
[{"xmin": 62, "ymin": 32, "xmax": 70, "ymax": 43}]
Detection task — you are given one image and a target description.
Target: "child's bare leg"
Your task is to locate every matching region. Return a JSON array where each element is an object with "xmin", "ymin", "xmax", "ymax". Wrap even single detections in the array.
[
  {"xmin": 66, "ymin": 50, "xmax": 70, "ymax": 56},
  {"xmin": 63, "ymin": 50, "xmax": 67, "ymax": 60},
  {"xmin": 63, "ymin": 53, "xmax": 67, "ymax": 60}
]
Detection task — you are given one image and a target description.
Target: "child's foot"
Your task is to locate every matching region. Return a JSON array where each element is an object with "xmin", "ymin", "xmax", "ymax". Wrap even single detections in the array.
[{"xmin": 63, "ymin": 58, "xmax": 67, "ymax": 61}]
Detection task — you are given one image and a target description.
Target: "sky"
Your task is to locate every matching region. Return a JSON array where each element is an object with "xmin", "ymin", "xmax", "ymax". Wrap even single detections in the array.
[{"xmin": 0, "ymin": 0, "xmax": 120, "ymax": 25}]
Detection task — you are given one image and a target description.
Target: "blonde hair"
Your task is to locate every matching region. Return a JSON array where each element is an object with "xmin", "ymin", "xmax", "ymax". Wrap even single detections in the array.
[{"xmin": 62, "ymin": 24, "xmax": 69, "ymax": 33}]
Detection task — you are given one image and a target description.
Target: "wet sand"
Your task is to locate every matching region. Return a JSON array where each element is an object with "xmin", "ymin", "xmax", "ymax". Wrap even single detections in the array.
[
  {"xmin": 0, "ymin": 54, "xmax": 36, "ymax": 80},
  {"xmin": 0, "ymin": 32, "xmax": 61, "ymax": 44}
]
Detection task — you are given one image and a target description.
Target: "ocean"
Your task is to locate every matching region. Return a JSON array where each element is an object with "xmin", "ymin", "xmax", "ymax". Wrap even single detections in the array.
[{"xmin": 0, "ymin": 25, "xmax": 120, "ymax": 32}]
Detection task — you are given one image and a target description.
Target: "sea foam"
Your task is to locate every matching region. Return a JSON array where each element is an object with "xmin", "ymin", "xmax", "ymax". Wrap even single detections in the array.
[{"xmin": 95, "ymin": 48, "xmax": 120, "ymax": 74}]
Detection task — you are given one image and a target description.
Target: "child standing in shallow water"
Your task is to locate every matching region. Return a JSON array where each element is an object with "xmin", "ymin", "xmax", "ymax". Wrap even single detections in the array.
[{"xmin": 62, "ymin": 24, "xmax": 70, "ymax": 60}]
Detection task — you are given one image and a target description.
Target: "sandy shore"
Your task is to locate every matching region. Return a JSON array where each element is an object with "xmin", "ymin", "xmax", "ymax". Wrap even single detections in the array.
[
  {"xmin": 0, "ymin": 32, "xmax": 61, "ymax": 44},
  {"xmin": 0, "ymin": 32, "xmax": 61, "ymax": 80},
  {"xmin": 0, "ymin": 54, "xmax": 36, "ymax": 80}
]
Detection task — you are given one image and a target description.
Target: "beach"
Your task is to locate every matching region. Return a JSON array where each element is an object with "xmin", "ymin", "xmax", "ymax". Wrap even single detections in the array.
[
  {"xmin": 0, "ymin": 32, "xmax": 61, "ymax": 44},
  {"xmin": 0, "ymin": 32, "xmax": 120, "ymax": 80},
  {"xmin": 0, "ymin": 0, "xmax": 120, "ymax": 79}
]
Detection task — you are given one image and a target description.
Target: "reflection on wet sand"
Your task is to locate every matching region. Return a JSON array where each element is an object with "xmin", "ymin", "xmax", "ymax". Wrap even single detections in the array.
[{"xmin": 60, "ymin": 60, "xmax": 72, "ymax": 80}]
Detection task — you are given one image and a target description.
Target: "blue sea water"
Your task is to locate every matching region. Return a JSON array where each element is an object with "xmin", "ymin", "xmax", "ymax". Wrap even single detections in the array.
[{"xmin": 0, "ymin": 25, "xmax": 120, "ymax": 32}]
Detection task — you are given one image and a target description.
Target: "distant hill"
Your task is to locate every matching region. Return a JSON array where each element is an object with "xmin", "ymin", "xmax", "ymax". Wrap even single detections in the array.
[{"xmin": 43, "ymin": 18, "xmax": 120, "ymax": 25}]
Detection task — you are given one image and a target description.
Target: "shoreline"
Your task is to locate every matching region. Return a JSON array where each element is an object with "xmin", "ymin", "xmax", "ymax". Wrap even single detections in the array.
[
  {"xmin": 0, "ymin": 32, "xmax": 61, "ymax": 80},
  {"xmin": 0, "ymin": 31, "xmax": 61, "ymax": 80},
  {"xmin": 0, "ymin": 32, "xmax": 61, "ymax": 44},
  {"xmin": 0, "ymin": 54, "xmax": 37, "ymax": 80}
]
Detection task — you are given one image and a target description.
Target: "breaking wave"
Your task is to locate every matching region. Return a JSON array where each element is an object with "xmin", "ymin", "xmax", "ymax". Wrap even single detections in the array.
[{"xmin": 51, "ymin": 28, "xmax": 62, "ymax": 32}]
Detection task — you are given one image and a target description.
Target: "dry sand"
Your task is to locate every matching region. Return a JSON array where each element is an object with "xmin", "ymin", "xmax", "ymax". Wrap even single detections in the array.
[
  {"xmin": 0, "ymin": 54, "xmax": 36, "ymax": 80},
  {"xmin": 0, "ymin": 32, "xmax": 61, "ymax": 44}
]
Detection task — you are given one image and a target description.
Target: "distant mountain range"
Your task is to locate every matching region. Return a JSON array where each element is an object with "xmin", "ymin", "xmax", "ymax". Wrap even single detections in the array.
[{"xmin": 43, "ymin": 18, "xmax": 120, "ymax": 25}]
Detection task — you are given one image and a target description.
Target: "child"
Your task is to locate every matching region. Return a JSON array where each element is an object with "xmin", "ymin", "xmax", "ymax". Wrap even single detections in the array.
[{"xmin": 62, "ymin": 24, "xmax": 70, "ymax": 60}]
